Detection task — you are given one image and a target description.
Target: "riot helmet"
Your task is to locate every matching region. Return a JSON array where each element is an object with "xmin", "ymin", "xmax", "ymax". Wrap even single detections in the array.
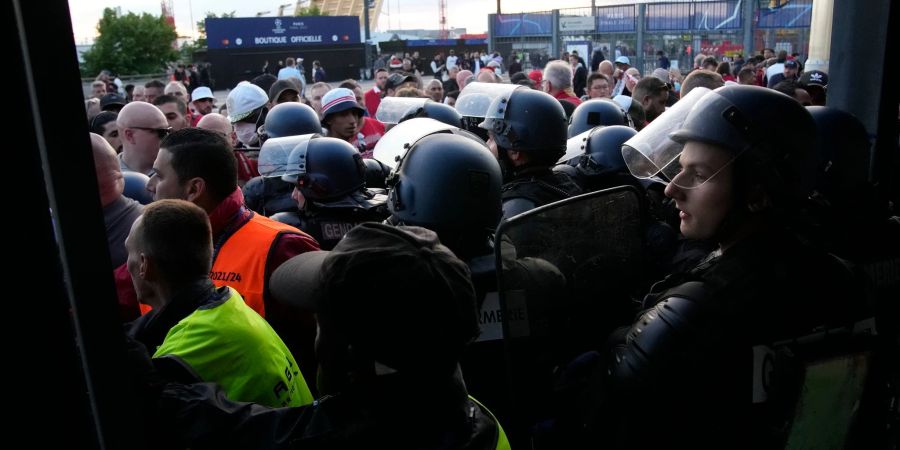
[
  {"xmin": 418, "ymin": 101, "xmax": 463, "ymax": 127},
  {"xmin": 576, "ymin": 125, "xmax": 638, "ymax": 177},
  {"xmin": 363, "ymin": 158, "xmax": 391, "ymax": 189},
  {"xmin": 376, "ymin": 97, "xmax": 463, "ymax": 128},
  {"xmin": 122, "ymin": 171, "xmax": 153, "ymax": 205},
  {"xmin": 568, "ymin": 99, "xmax": 628, "ymax": 138},
  {"xmin": 806, "ymin": 106, "xmax": 871, "ymax": 199},
  {"xmin": 372, "ymin": 117, "xmax": 458, "ymax": 170},
  {"xmin": 258, "ymin": 134, "xmax": 317, "ymax": 178},
  {"xmin": 626, "ymin": 85, "xmax": 817, "ymax": 208},
  {"xmin": 282, "ymin": 136, "xmax": 367, "ymax": 202},
  {"xmin": 388, "ymin": 132, "xmax": 502, "ymax": 233},
  {"xmin": 479, "ymin": 88, "xmax": 568, "ymax": 162},
  {"xmin": 260, "ymin": 102, "xmax": 320, "ymax": 142},
  {"xmin": 456, "ymin": 82, "xmax": 525, "ymax": 142}
]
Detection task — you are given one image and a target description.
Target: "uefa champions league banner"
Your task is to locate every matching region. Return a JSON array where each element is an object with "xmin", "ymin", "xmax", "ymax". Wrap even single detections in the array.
[{"xmin": 206, "ymin": 16, "xmax": 362, "ymax": 49}]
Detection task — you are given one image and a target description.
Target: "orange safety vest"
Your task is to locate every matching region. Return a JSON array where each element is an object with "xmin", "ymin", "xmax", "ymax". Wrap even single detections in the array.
[{"xmin": 209, "ymin": 213, "xmax": 303, "ymax": 317}]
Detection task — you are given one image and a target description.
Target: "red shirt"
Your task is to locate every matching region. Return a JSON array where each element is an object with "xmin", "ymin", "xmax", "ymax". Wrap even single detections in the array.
[
  {"xmin": 553, "ymin": 90, "xmax": 582, "ymax": 106},
  {"xmin": 351, "ymin": 117, "xmax": 386, "ymax": 159},
  {"xmin": 364, "ymin": 87, "xmax": 382, "ymax": 117}
]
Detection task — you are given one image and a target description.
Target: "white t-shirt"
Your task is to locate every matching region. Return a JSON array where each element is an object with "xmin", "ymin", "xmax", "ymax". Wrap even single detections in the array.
[{"xmin": 446, "ymin": 55, "xmax": 458, "ymax": 70}]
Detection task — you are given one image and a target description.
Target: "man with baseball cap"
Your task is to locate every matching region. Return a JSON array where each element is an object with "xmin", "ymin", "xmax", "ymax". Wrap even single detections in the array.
[
  {"xmin": 226, "ymin": 81, "xmax": 269, "ymax": 148},
  {"xmin": 190, "ymin": 86, "xmax": 216, "ymax": 126},
  {"xmin": 799, "ymin": 69, "xmax": 828, "ymax": 106},
  {"xmin": 100, "ymin": 93, "xmax": 127, "ymax": 113},
  {"xmin": 767, "ymin": 58, "xmax": 799, "ymax": 88},
  {"xmin": 147, "ymin": 222, "xmax": 510, "ymax": 449},
  {"xmin": 320, "ymin": 87, "xmax": 385, "ymax": 158},
  {"xmin": 383, "ymin": 73, "xmax": 418, "ymax": 98},
  {"xmin": 611, "ymin": 56, "xmax": 631, "ymax": 97},
  {"xmin": 267, "ymin": 79, "xmax": 301, "ymax": 109}
]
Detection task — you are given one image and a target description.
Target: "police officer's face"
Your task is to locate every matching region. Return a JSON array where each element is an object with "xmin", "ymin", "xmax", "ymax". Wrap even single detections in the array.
[
  {"xmin": 664, "ymin": 141, "xmax": 734, "ymax": 241},
  {"xmin": 147, "ymin": 149, "xmax": 190, "ymax": 202}
]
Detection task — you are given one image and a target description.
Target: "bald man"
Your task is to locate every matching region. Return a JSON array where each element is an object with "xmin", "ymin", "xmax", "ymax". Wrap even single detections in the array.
[
  {"xmin": 197, "ymin": 113, "xmax": 255, "ymax": 187},
  {"xmin": 91, "ymin": 133, "xmax": 144, "ymax": 268},
  {"xmin": 117, "ymin": 101, "xmax": 170, "ymax": 175},
  {"xmin": 197, "ymin": 113, "xmax": 237, "ymax": 147}
]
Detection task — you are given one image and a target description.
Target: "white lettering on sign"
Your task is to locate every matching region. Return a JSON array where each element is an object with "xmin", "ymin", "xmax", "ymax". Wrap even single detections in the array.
[
  {"xmin": 291, "ymin": 35, "xmax": 323, "ymax": 43},
  {"xmin": 255, "ymin": 36, "xmax": 288, "ymax": 45}
]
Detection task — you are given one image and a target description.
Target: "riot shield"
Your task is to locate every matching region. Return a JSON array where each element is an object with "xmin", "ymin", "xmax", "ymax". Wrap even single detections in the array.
[
  {"xmin": 493, "ymin": 186, "xmax": 645, "ymax": 446},
  {"xmin": 375, "ymin": 97, "xmax": 429, "ymax": 124},
  {"xmin": 371, "ymin": 118, "xmax": 457, "ymax": 170},
  {"xmin": 456, "ymin": 82, "xmax": 524, "ymax": 142}
]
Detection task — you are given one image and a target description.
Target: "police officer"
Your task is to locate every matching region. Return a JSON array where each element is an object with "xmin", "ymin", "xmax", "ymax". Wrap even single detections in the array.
[
  {"xmin": 243, "ymin": 102, "xmax": 321, "ymax": 216},
  {"xmin": 597, "ymin": 85, "xmax": 861, "ymax": 448},
  {"xmin": 271, "ymin": 136, "xmax": 388, "ymax": 250},
  {"xmin": 479, "ymin": 88, "xmax": 582, "ymax": 220},
  {"xmin": 567, "ymin": 98, "xmax": 627, "ymax": 138}
]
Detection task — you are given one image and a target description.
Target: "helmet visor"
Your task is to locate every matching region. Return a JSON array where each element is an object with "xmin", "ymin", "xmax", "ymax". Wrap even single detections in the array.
[
  {"xmin": 558, "ymin": 127, "xmax": 595, "ymax": 164},
  {"xmin": 372, "ymin": 117, "xmax": 458, "ymax": 170},
  {"xmin": 621, "ymin": 87, "xmax": 711, "ymax": 186},
  {"xmin": 375, "ymin": 97, "xmax": 429, "ymax": 124},
  {"xmin": 281, "ymin": 135, "xmax": 317, "ymax": 183},
  {"xmin": 455, "ymin": 82, "xmax": 524, "ymax": 118},
  {"xmin": 258, "ymin": 135, "xmax": 316, "ymax": 177}
]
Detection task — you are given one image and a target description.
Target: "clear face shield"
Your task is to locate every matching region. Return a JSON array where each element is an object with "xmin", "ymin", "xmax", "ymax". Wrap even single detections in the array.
[
  {"xmin": 454, "ymin": 82, "xmax": 524, "ymax": 119},
  {"xmin": 621, "ymin": 87, "xmax": 724, "ymax": 189},
  {"xmin": 371, "ymin": 117, "xmax": 458, "ymax": 171},
  {"xmin": 559, "ymin": 127, "xmax": 595, "ymax": 164},
  {"xmin": 258, "ymin": 134, "xmax": 317, "ymax": 178},
  {"xmin": 281, "ymin": 135, "xmax": 318, "ymax": 184},
  {"xmin": 375, "ymin": 97, "xmax": 430, "ymax": 125}
]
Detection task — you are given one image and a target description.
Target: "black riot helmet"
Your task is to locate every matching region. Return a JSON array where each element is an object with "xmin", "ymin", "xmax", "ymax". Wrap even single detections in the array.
[
  {"xmin": 479, "ymin": 88, "xmax": 567, "ymax": 162},
  {"xmin": 667, "ymin": 85, "xmax": 818, "ymax": 208},
  {"xmin": 415, "ymin": 101, "xmax": 463, "ymax": 127},
  {"xmin": 806, "ymin": 106, "xmax": 872, "ymax": 199},
  {"xmin": 282, "ymin": 137, "xmax": 367, "ymax": 202},
  {"xmin": 260, "ymin": 102, "xmax": 321, "ymax": 142},
  {"xmin": 568, "ymin": 99, "xmax": 627, "ymax": 138},
  {"xmin": 388, "ymin": 132, "xmax": 502, "ymax": 234},
  {"xmin": 576, "ymin": 125, "xmax": 638, "ymax": 177}
]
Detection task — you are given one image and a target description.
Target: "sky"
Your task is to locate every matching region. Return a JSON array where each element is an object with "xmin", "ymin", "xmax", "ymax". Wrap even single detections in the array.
[{"xmin": 68, "ymin": 0, "xmax": 602, "ymax": 44}]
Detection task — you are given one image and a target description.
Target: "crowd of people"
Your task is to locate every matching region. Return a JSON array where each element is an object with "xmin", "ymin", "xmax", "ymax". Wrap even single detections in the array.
[{"xmin": 84, "ymin": 43, "xmax": 897, "ymax": 449}]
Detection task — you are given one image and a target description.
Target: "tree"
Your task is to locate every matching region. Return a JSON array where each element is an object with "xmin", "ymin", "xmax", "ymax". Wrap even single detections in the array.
[
  {"xmin": 82, "ymin": 8, "xmax": 179, "ymax": 76},
  {"xmin": 194, "ymin": 11, "xmax": 236, "ymax": 50},
  {"xmin": 295, "ymin": 5, "xmax": 327, "ymax": 16}
]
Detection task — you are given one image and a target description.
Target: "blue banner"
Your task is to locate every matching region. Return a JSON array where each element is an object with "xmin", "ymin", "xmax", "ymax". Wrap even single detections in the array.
[
  {"xmin": 757, "ymin": 0, "xmax": 812, "ymax": 28},
  {"xmin": 597, "ymin": 5, "xmax": 636, "ymax": 32},
  {"xmin": 646, "ymin": 3, "xmax": 692, "ymax": 31},
  {"xmin": 492, "ymin": 13, "xmax": 552, "ymax": 37},
  {"xmin": 693, "ymin": 1, "xmax": 742, "ymax": 30},
  {"xmin": 206, "ymin": 16, "xmax": 361, "ymax": 49},
  {"xmin": 407, "ymin": 39, "xmax": 458, "ymax": 47},
  {"xmin": 464, "ymin": 38, "xmax": 489, "ymax": 45}
]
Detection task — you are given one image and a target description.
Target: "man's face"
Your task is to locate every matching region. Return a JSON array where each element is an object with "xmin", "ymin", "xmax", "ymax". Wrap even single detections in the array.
[
  {"xmin": 427, "ymin": 83, "xmax": 443, "ymax": 102},
  {"xmin": 92, "ymin": 84, "xmax": 107, "ymax": 98},
  {"xmin": 193, "ymin": 98, "xmax": 215, "ymax": 115},
  {"xmin": 663, "ymin": 141, "xmax": 735, "ymax": 241},
  {"xmin": 783, "ymin": 65, "xmax": 798, "ymax": 79},
  {"xmin": 325, "ymin": 109, "xmax": 360, "ymax": 141},
  {"xmin": 309, "ymin": 86, "xmax": 330, "ymax": 118},
  {"xmin": 102, "ymin": 121, "xmax": 122, "ymax": 152},
  {"xmin": 132, "ymin": 87, "xmax": 147, "ymax": 102},
  {"xmin": 589, "ymin": 78, "xmax": 610, "ymax": 99},
  {"xmin": 147, "ymin": 149, "xmax": 188, "ymax": 201},
  {"xmin": 764, "ymin": 49, "xmax": 775, "ymax": 59},
  {"xmin": 156, "ymin": 102, "xmax": 189, "ymax": 131},
  {"xmin": 643, "ymin": 91, "xmax": 668, "ymax": 122},
  {"xmin": 145, "ymin": 87, "xmax": 163, "ymax": 104},
  {"xmin": 794, "ymin": 88, "xmax": 812, "ymax": 106},
  {"xmin": 569, "ymin": 56, "xmax": 579, "ymax": 67},
  {"xmin": 375, "ymin": 71, "xmax": 388, "ymax": 89},
  {"xmin": 402, "ymin": 59, "xmax": 413, "ymax": 71},
  {"xmin": 352, "ymin": 87, "xmax": 366, "ymax": 108}
]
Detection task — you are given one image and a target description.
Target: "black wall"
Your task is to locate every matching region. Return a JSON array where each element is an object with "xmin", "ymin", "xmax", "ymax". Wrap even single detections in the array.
[{"xmin": 207, "ymin": 44, "xmax": 366, "ymax": 89}]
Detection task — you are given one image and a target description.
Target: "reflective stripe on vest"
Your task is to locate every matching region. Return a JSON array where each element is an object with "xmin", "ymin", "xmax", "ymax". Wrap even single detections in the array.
[
  {"xmin": 210, "ymin": 213, "xmax": 303, "ymax": 317},
  {"xmin": 468, "ymin": 395, "xmax": 512, "ymax": 450}
]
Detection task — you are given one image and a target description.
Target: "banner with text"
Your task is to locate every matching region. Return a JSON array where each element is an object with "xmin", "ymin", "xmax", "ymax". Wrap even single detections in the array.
[{"xmin": 206, "ymin": 16, "xmax": 361, "ymax": 49}]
